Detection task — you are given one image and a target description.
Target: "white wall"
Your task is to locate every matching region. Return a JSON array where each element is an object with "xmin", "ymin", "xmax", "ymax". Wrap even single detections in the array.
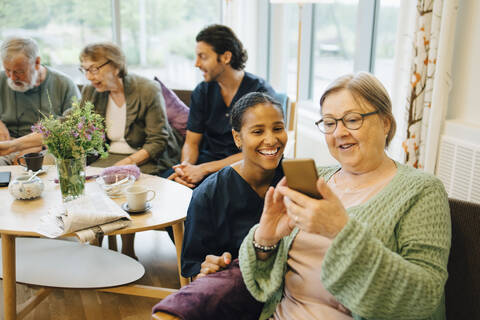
[{"xmin": 447, "ymin": 0, "xmax": 480, "ymax": 125}]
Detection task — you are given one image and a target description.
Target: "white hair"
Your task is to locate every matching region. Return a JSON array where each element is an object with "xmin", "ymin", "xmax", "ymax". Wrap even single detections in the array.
[{"xmin": 1, "ymin": 37, "xmax": 39, "ymax": 64}]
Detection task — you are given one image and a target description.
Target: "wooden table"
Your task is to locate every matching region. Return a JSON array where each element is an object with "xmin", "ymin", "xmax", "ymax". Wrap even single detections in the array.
[{"xmin": 0, "ymin": 165, "xmax": 192, "ymax": 320}]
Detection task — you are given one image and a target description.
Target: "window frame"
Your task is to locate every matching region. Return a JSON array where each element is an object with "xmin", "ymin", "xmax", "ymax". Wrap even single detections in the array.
[{"xmin": 266, "ymin": 0, "xmax": 381, "ymax": 101}]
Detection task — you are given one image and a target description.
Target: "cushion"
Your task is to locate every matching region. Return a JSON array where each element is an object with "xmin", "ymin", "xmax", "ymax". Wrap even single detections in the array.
[
  {"xmin": 152, "ymin": 259, "xmax": 263, "ymax": 320},
  {"xmin": 154, "ymin": 77, "xmax": 189, "ymax": 137}
]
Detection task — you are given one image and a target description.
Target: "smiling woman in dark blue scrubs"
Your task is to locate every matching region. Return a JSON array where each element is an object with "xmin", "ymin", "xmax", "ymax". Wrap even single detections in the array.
[{"xmin": 180, "ymin": 92, "xmax": 287, "ymax": 279}]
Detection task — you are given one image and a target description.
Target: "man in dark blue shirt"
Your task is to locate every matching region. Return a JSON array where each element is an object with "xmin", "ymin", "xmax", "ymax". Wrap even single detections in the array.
[{"xmin": 168, "ymin": 24, "xmax": 275, "ymax": 188}]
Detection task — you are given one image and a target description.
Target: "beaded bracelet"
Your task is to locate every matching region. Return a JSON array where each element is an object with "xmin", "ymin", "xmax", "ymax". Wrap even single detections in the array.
[{"xmin": 252, "ymin": 239, "xmax": 278, "ymax": 252}]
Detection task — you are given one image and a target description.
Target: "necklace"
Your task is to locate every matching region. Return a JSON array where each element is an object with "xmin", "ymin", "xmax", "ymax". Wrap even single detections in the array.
[
  {"xmin": 332, "ymin": 167, "xmax": 395, "ymax": 194},
  {"xmin": 332, "ymin": 171, "xmax": 376, "ymax": 193}
]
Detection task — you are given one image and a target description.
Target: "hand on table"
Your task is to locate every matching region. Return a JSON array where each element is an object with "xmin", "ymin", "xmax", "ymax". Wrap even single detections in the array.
[
  {"xmin": 278, "ymin": 177, "xmax": 349, "ymax": 239},
  {"xmin": 194, "ymin": 252, "xmax": 232, "ymax": 280}
]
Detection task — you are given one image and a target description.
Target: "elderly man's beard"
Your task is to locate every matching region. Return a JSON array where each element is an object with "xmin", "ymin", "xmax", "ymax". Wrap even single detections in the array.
[{"xmin": 7, "ymin": 66, "xmax": 39, "ymax": 92}]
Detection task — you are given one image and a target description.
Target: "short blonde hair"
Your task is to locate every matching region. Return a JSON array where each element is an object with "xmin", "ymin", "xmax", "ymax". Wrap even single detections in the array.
[
  {"xmin": 79, "ymin": 42, "xmax": 127, "ymax": 78},
  {"xmin": 319, "ymin": 72, "xmax": 396, "ymax": 147}
]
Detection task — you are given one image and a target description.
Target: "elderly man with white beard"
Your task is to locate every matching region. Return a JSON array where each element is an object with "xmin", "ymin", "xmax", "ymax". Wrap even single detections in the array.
[{"xmin": 0, "ymin": 37, "xmax": 79, "ymax": 164}]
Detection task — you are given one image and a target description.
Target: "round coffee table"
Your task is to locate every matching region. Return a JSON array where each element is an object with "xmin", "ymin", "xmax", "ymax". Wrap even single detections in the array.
[{"xmin": 0, "ymin": 165, "xmax": 192, "ymax": 320}]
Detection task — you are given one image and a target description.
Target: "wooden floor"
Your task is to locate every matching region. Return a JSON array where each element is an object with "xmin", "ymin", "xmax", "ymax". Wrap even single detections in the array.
[{"xmin": 0, "ymin": 231, "xmax": 180, "ymax": 320}]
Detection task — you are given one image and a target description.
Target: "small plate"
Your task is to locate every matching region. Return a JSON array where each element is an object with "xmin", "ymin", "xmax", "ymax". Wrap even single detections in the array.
[{"xmin": 121, "ymin": 202, "xmax": 152, "ymax": 214}]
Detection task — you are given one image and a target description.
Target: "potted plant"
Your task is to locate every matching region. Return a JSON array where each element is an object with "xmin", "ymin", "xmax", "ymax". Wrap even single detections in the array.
[{"xmin": 32, "ymin": 99, "xmax": 108, "ymax": 202}]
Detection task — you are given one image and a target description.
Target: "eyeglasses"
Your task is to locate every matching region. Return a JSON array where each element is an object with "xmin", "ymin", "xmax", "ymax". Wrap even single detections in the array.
[
  {"xmin": 8, "ymin": 69, "xmax": 26, "ymax": 77},
  {"xmin": 78, "ymin": 60, "xmax": 110, "ymax": 75},
  {"xmin": 315, "ymin": 110, "xmax": 379, "ymax": 134}
]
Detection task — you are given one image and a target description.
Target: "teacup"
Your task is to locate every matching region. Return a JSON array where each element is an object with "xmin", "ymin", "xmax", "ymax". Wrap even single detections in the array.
[
  {"xmin": 125, "ymin": 185, "xmax": 155, "ymax": 211},
  {"xmin": 18, "ymin": 152, "xmax": 45, "ymax": 172}
]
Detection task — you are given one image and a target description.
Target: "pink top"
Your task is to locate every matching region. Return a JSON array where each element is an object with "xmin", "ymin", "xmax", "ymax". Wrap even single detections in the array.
[
  {"xmin": 273, "ymin": 171, "xmax": 395, "ymax": 320},
  {"xmin": 273, "ymin": 231, "xmax": 352, "ymax": 320}
]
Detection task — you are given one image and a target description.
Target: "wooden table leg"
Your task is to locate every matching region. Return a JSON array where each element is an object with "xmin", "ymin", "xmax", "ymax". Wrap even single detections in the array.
[
  {"xmin": 171, "ymin": 222, "xmax": 189, "ymax": 287},
  {"xmin": 108, "ymin": 235, "xmax": 118, "ymax": 251},
  {"xmin": 2, "ymin": 234, "xmax": 17, "ymax": 320}
]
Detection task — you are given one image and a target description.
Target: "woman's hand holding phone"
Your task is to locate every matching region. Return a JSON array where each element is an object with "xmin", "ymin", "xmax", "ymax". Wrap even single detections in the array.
[
  {"xmin": 278, "ymin": 158, "xmax": 348, "ymax": 238},
  {"xmin": 277, "ymin": 178, "xmax": 349, "ymax": 239},
  {"xmin": 254, "ymin": 179, "xmax": 295, "ymax": 259}
]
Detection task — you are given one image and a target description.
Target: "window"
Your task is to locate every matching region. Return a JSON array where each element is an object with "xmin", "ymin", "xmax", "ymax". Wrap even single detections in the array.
[
  {"xmin": 284, "ymin": 4, "xmax": 300, "ymax": 100},
  {"xmin": 373, "ymin": 0, "xmax": 400, "ymax": 91},
  {"xmin": 0, "ymin": 0, "xmax": 221, "ymax": 89},
  {"xmin": 267, "ymin": 0, "xmax": 400, "ymax": 164},
  {"xmin": 120, "ymin": 0, "xmax": 221, "ymax": 89},
  {"xmin": 312, "ymin": 0, "xmax": 359, "ymax": 102},
  {"xmin": 0, "ymin": 0, "xmax": 113, "ymax": 84},
  {"xmin": 268, "ymin": 0, "xmax": 399, "ymax": 101}
]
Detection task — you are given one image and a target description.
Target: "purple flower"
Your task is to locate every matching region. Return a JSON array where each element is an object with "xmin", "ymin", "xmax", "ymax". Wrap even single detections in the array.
[
  {"xmin": 31, "ymin": 123, "xmax": 43, "ymax": 133},
  {"xmin": 86, "ymin": 134, "xmax": 92, "ymax": 141},
  {"xmin": 73, "ymin": 131, "xmax": 79, "ymax": 138},
  {"xmin": 77, "ymin": 122, "xmax": 84, "ymax": 130}
]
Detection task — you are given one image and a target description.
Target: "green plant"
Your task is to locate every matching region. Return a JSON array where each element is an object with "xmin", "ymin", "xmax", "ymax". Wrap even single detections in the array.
[{"xmin": 32, "ymin": 98, "xmax": 108, "ymax": 159}]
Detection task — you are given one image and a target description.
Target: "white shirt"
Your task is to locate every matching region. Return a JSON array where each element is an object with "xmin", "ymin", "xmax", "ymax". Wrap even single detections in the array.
[{"xmin": 105, "ymin": 96, "xmax": 138, "ymax": 154}]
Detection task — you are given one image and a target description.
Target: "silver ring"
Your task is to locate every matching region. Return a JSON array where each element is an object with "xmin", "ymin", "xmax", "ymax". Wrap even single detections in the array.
[{"xmin": 295, "ymin": 215, "xmax": 298, "ymax": 222}]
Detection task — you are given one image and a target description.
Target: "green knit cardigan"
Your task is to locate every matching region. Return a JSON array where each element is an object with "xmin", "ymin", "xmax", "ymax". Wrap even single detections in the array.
[{"xmin": 239, "ymin": 162, "xmax": 451, "ymax": 320}]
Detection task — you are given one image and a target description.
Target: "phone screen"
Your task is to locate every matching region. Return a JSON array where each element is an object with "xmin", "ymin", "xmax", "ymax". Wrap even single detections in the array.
[
  {"xmin": 0, "ymin": 171, "xmax": 11, "ymax": 187},
  {"xmin": 281, "ymin": 159, "xmax": 322, "ymax": 199}
]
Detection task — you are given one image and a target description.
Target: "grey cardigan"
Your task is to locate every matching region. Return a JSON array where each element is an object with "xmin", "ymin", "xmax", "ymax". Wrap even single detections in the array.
[{"xmin": 81, "ymin": 74, "xmax": 181, "ymax": 173}]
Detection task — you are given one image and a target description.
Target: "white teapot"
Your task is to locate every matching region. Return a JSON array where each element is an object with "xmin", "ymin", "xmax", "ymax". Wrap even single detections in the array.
[{"xmin": 9, "ymin": 173, "xmax": 44, "ymax": 200}]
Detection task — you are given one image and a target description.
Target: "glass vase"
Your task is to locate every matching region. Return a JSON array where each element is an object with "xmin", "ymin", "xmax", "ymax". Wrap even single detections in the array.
[{"xmin": 56, "ymin": 156, "xmax": 86, "ymax": 202}]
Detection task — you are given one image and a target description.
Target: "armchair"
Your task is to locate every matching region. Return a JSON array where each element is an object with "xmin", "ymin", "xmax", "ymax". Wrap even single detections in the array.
[{"xmin": 445, "ymin": 198, "xmax": 480, "ymax": 319}]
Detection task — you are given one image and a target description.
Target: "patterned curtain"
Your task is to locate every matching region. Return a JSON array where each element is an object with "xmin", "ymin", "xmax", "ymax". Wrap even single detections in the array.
[{"xmin": 402, "ymin": 0, "xmax": 444, "ymax": 169}]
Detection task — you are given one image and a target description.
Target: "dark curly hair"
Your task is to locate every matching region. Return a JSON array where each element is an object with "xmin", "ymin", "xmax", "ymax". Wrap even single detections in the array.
[
  {"xmin": 196, "ymin": 24, "xmax": 248, "ymax": 70},
  {"xmin": 231, "ymin": 92, "xmax": 283, "ymax": 132}
]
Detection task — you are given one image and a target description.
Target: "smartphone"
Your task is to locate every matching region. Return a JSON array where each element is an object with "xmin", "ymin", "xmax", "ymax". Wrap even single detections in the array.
[
  {"xmin": 0, "ymin": 171, "xmax": 11, "ymax": 187},
  {"xmin": 281, "ymin": 159, "xmax": 322, "ymax": 199}
]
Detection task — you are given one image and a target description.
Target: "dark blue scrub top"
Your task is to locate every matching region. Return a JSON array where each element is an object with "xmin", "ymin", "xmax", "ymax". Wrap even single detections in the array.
[
  {"xmin": 181, "ymin": 164, "xmax": 284, "ymax": 278},
  {"xmin": 187, "ymin": 72, "xmax": 275, "ymax": 163}
]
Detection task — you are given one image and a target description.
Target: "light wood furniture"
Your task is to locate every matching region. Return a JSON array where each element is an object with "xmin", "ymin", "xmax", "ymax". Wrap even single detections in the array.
[{"xmin": 0, "ymin": 165, "xmax": 192, "ymax": 320}]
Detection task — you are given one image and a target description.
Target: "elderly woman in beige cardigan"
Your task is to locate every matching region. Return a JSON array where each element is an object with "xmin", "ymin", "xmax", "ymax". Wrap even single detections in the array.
[
  {"xmin": 79, "ymin": 42, "xmax": 181, "ymax": 175},
  {"xmin": 79, "ymin": 42, "xmax": 182, "ymax": 258}
]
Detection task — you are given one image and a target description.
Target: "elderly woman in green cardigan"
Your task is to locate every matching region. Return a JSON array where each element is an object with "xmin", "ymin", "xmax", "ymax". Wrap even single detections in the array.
[{"xmin": 239, "ymin": 72, "xmax": 451, "ymax": 320}]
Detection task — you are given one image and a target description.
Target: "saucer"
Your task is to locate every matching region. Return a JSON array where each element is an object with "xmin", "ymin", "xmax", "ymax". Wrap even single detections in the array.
[
  {"xmin": 24, "ymin": 167, "xmax": 47, "ymax": 175},
  {"xmin": 121, "ymin": 202, "xmax": 152, "ymax": 214}
]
